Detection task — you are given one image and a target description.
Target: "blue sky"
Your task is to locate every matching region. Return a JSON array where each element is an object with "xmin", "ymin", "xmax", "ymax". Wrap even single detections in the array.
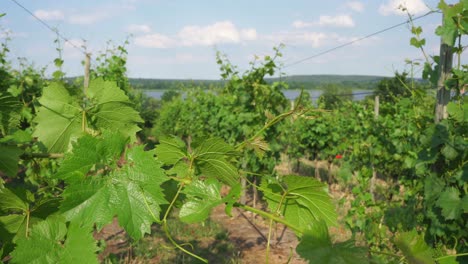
[{"xmin": 1, "ymin": 0, "xmax": 462, "ymax": 79}]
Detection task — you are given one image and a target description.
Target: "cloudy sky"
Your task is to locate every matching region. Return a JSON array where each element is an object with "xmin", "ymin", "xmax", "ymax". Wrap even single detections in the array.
[{"xmin": 1, "ymin": 0, "xmax": 462, "ymax": 79}]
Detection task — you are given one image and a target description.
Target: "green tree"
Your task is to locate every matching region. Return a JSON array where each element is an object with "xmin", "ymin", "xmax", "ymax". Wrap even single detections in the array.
[{"xmin": 374, "ymin": 71, "xmax": 411, "ymax": 103}]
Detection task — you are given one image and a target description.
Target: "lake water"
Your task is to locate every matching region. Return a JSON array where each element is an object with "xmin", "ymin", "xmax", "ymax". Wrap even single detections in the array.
[{"xmin": 145, "ymin": 89, "xmax": 373, "ymax": 102}]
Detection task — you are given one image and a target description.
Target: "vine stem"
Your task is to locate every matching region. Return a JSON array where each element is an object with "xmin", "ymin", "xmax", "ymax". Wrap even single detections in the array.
[
  {"xmin": 436, "ymin": 253, "xmax": 468, "ymax": 261},
  {"xmin": 25, "ymin": 210, "xmax": 30, "ymax": 238},
  {"xmin": 21, "ymin": 152, "xmax": 64, "ymax": 159},
  {"xmin": 266, "ymin": 191, "xmax": 288, "ymax": 264},
  {"xmin": 235, "ymin": 203, "xmax": 302, "ymax": 235},
  {"xmin": 368, "ymin": 250, "xmax": 401, "ymax": 258},
  {"xmin": 161, "ymin": 183, "xmax": 208, "ymax": 264}
]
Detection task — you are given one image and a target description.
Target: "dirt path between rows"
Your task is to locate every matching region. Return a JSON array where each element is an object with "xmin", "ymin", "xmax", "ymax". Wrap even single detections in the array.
[{"xmin": 210, "ymin": 202, "xmax": 307, "ymax": 264}]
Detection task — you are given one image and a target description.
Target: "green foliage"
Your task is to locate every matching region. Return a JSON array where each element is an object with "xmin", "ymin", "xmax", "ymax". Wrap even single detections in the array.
[
  {"xmin": 155, "ymin": 137, "xmax": 239, "ymax": 186},
  {"xmin": 261, "ymin": 175, "xmax": 337, "ymax": 233},
  {"xmin": 0, "ymin": 93, "xmax": 21, "ymax": 135},
  {"xmin": 179, "ymin": 178, "xmax": 240, "ymax": 223},
  {"xmin": 374, "ymin": 71, "xmax": 412, "ymax": 103},
  {"xmin": 10, "ymin": 216, "xmax": 98, "ymax": 264},
  {"xmin": 59, "ymin": 137, "xmax": 168, "ymax": 239},
  {"xmin": 296, "ymin": 220, "xmax": 368, "ymax": 264},
  {"xmin": 0, "ymin": 145, "xmax": 23, "ymax": 177},
  {"xmin": 316, "ymin": 83, "xmax": 352, "ymax": 109},
  {"xmin": 394, "ymin": 230, "xmax": 435, "ymax": 264},
  {"xmin": 1, "ymin": 3, "xmax": 467, "ymax": 262},
  {"xmin": 33, "ymin": 78, "xmax": 142, "ymax": 152}
]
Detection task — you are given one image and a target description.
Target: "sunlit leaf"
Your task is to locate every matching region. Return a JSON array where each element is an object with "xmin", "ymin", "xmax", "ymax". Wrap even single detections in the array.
[
  {"xmin": 262, "ymin": 175, "xmax": 337, "ymax": 234},
  {"xmin": 394, "ymin": 230, "xmax": 435, "ymax": 264},
  {"xmin": 33, "ymin": 79, "xmax": 142, "ymax": 153},
  {"xmin": 296, "ymin": 220, "xmax": 368, "ymax": 263},
  {"xmin": 10, "ymin": 217, "xmax": 98, "ymax": 264}
]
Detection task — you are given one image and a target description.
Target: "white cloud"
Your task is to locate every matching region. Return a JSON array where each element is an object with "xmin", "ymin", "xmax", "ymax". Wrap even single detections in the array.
[
  {"xmin": 345, "ymin": 1, "xmax": 364, "ymax": 12},
  {"xmin": 178, "ymin": 21, "xmax": 256, "ymax": 46},
  {"xmin": 292, "ymin": 15, "xmax": 355, "ymax": 28},
  {"xmin": 134, "ymin": 21, "xmax": 257, "ymax": 48},
  {"xmin": 134, "ymin": 33, "xmax": 175, "ymax": 48},
  {"xmin": 379, "ymin": 0, "xmax": 429, "ymax": 16},
  {"xmin": 292, "ymin": 21, "xmax": 310, "ymax": 29},
  {"xmin": 125, "ymin": 24, "xmax": 152, "ymax": 34},
  {"xmin": 34, "ymin": 9, "xmax": 64, "ymax": 21},
  {"xmin": 68, "ymin": 13, "xmax": 110, "ymax": 25},
  {"xmin": 318, "ymin": 15, "xmax": 355, "ymax": 27},
  {"xmin": 265, "ymin": 32, "xmax": 328, "ymax": 48},
  {"xmin": 240, "ymin": 28, "xmax": 257, "ymax": 41}
]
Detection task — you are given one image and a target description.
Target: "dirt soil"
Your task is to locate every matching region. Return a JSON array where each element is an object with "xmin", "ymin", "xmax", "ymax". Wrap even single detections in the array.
[{"xmin": 210, "ymin": 200, "xmax": 307, "ymax": 264}]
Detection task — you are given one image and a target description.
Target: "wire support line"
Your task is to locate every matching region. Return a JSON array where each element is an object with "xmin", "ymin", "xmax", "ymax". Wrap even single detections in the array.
[
  {"xmin": 7, "ymin": 0, "xmax": 88, "ymax": 55},
  {"xmin": 283, "ymin": 11, "xmax": 437, "ymax": 69}
]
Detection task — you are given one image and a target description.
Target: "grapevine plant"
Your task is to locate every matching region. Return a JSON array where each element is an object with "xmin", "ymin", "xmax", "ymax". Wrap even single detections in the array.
[
  {"xmin": 0, "ymin": 1, "xmax": 467, "ymax": 263},
  {"xmin": 0, "ymin": 30, "xmax": 364, "ymax": 263}
]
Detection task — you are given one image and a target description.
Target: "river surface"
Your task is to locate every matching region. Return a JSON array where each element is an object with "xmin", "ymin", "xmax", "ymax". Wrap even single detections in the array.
[{"xmin": 145, "ymin": 89, "xmax": 373, "ymax": 101}]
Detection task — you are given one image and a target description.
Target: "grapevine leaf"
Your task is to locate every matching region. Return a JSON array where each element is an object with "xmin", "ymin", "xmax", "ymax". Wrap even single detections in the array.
[
  {"xmin": 447, "ymin": 101, "xmax": 467, "ymax": 123},
  {"xmin": 32, "ymin": 82, "xmax": 83, "ymax": 153},
  {"xmin": 61, "ymin": 221, "xmax": 99, "ymax": 264},
  {"xmin": 0, "ymin": 145, "xmax": 22, "ymax": 177},
  {"xmin": 462, "ymin": 195, "xmax": 468, "ymax": 213},
  {"xmin": 154, "ymin": 136, "xmax": 187, "ymax": 165},
  {"xmin": 60, "ymin": 146, "xmax": 168, "ymax": 239},
  {"xmin": 197, "ymin": 158, "xmax": 239, "ymax": 186},
  {"xmin": 33, "ymin": 79, "xmax": 142, "ymax": 153},
  {"xmin": 193, "ymin": 137, "xmax": 236, "ymax": 157},
  {"xmin": 441, "ymin": 144, "xmax": 458, "ymax": 160},
  {"xmin": 261, "ymin": 175, "xmax": 337, "ymax": 234},
  {"xmin": 394, "ymin": 230, "xmax": 435, "ymax": 264},
  {"xmin": 194, "ymin": 138, "xmax": 239, "ymax": 186},
  {"xmin": 436, "ymin": 187, "xmax": 463, "ymax": 220},
  {"xmin": 60, "ymin": 178, "xmax": 114, "ymax": 231},
  {"xmin": 0, "ymin": 188, "xmax": 60, "ymax": 246},
  {"xmin": 438, "ymin": 256, "xmax": 458, "ymax": 264},
  {"xmin": 0, "ymin": 187, "xmax": 28, "ymax": 212},
  {"xmin": 86, "ymin": 79, "xmax": 143, "ymax": 141},
  {"xmin": 179, "ymin": 179, "xmax": 223, "ymax": 223},
  {"xmin": 0, "ymin": 93, "xmax": 21, "ymax": 135},
  {"xmin": 224, "ymin": 184, "xmax": 241, "ymax": 217},
  {"xmin": 56, "ymin": 132, "xmax": 128, "ymax": 182},
  {"xmin": 245, "ymin": 136, "xmax": 270, "ymax": 158},
  {"xmin": 296, "ymin": 220, "xmax": 368, "ymax": 264},
  {"xmin": 10, "ymin": 217, "xmax": 98, "ymax": 264}
]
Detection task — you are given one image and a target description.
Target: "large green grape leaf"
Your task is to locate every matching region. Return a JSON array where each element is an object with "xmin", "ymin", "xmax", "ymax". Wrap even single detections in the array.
[
  {"xmin": 0, "ymin": 93, "xmax": 21, "ymax": 135},
  {"xmin": 394, "ymin": 230, "xmax": 435, "ymax": 264},
  {"xmin": 32, "ymin": 82, "xmax": 83, "ymax": 153},
  {"xmin": 154, "ymin": 136, "xmax": 187, "ymax": 165},
  {"xmin": 86, "ymin": 79, "xmax": 142, "ymax": 140},
  {"xmin": 60, "ymin": 146, "xmax": 169, "ymax": 239},
  {"xmin": 193, "ymin": 138, "xmax": 239, "ymax": 186},
  {"xmin": 10, "ymin": 217, "xmax": 98, "ymax": 264},
  {"xmin": 155, "ymin": 137, "xmax": 239, "ymax": 186},
  {"xmin": 436, "ymin": 187, "xmax": 464, "ymax": 220},
  {"xmin": 447, "ymin": 101, "xmax": 467, "ymax": 123},
  {"xmin": 296, "ymin": 220, "xmax": 368, "ymax": 264},
  {"xmin": 262, "ymin": 175, "xmax": 337, "ymax": 234},
  {"xmin": 33, "ymin": 79, "xmax": 142, "ymax": 153},
  {"xmin": 0, "ymin": 187, "xmax": 60, "ymax": 246},
  {"xmin": 179, "ymin": 179, "xmax": 223, "ymax": 223},
  {"xmin": 55, "ymin": 132, "xmax": 128, "ymax": 182},
  {"xmin": 0, "ymin": 145, "xmax": 23, "ymax": 177}
]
